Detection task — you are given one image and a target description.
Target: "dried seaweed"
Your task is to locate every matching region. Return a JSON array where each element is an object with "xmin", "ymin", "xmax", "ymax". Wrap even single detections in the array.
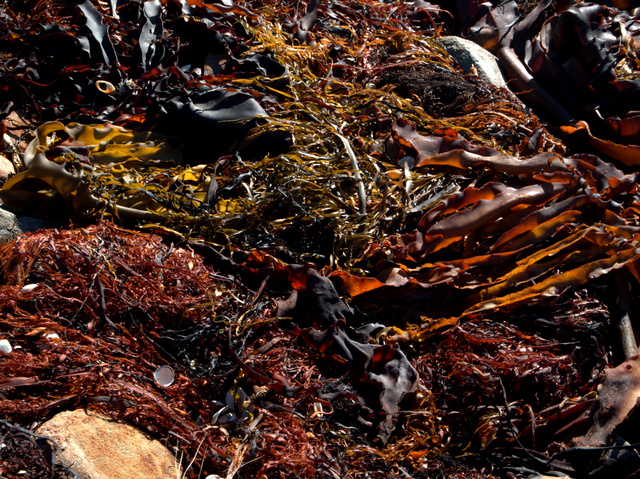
[
  {"xmin": 0, "ymin": 419, "xmax": 79, "ymax": 479},
  {"xmin": 0, "ymin": 0, "xmax": 560, "ymax": 267},
  {"xmin": 2, "ymin": 1, "xmax": 640, "ymax": 478},
  {"xmin": 0, "ymin": 222, "xmax": 249, "ymax": 476}
]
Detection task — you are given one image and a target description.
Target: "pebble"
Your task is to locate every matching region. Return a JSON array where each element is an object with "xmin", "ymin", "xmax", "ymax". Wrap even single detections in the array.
[
  {"xmin": 0, "ymin": 154, "xmax": 15, "ymax": 183},
  {"xmin": 0, "ymin": 340, "xmax": 12, "ymax": 354},
  {"xmin": 20, "ymin": 284, "xmax": 38, "ymax": 294}
]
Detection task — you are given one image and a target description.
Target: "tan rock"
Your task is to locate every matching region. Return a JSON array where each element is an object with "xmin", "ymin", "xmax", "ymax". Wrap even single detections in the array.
[
  {"xmin": 0, "ymin": 154, "xmax": 15, "ymax": 183},
  {"xmin": 36, "ymin": 409, "xmax": 180, "ymax": 479},
  {"xmin": 3, "ymin": 108, "xmax": 36, "ymax": 151}
]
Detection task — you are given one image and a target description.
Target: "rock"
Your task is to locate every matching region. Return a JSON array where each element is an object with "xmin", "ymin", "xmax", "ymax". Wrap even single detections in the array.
[
  {"xmin": 0, "ymin": 206, "xmax": 62, "ymax": 245},
  {"xmin": 0, "ymin": 207, "xmax": 23, "ymax": 245},
  {"xmin": 35, "ymin": 409, "xmax": 180, "ymax": 479},
  {"xmin": 439, "ymin": 36, "xmax": 507, "ymax": 88},
  {"xmin": 0, "ymin": 154, "xmax": 15, "ymax": 183},
  {"xmin": 0, "ymin": 339, "xmax": 11, "ymax": 353},
  {"xmin": 2, "ymin": 109, "xmax": 36, "ymax": 152}
]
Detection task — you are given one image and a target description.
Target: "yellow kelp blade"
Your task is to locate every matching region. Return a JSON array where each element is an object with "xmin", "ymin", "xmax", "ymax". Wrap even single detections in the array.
[
  {"xmin": 24, "ymin": 121, "xmax": 181, "ymax": 168},
  {"xmin": 0, "ymin": 122, "xmax": 217, "ymax": 222}
]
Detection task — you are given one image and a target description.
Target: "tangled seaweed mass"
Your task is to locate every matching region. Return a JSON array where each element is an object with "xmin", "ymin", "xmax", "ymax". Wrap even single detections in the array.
[{"xmin": 3, "ymin": 0, "xmax": 640, "ymax": 477}]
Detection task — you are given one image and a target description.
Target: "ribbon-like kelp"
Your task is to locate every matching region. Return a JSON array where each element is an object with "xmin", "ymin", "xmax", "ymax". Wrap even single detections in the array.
[
  {"xmin": 455, "ymin": 0, "xmax": 640, "ymax": 164},
  {"xmin": 3, "ymin": 1, "xmax": 640, "ymax": 479}
]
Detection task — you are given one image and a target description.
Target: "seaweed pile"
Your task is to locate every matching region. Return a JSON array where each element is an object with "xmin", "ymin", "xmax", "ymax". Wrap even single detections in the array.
[{"xmin": 1, "ymin": 0, "xmax": 640, "ymax": 478}]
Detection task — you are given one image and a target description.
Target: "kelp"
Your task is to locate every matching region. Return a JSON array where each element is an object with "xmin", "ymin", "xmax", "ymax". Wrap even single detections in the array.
[
  {"xmin": 3, "ymin": 1, "xmax": 640, "ymax": 478},
  {"xmin": 0, "ymin": 121, "xmax": 217, "ymax": 222},
  {"xmin": 319, "ymin": 116, "xmax": 640, "ymax": 342},
  {"xmin": 0, "ymin": 0, "xmax": 562, "ymax": 266},
  {"xmin": 277, "ymin": 268, "xmax": 419, "ymax": 443},
  {"xmin": 576, "ymin": 349, "xmax": 640, "ymax": 449},
  {"xmin": 0, "ymin": 221, "xmax": 501, "ymax": 479},
  {"xmin": 454, "ymin": 0, "xmax": 640, "ymax": 163}
]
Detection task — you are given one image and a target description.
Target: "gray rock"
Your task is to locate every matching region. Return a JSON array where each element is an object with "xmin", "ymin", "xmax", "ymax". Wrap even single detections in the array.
[
  {"xmin": 439, "ymin": 36, "xmax": 507, "ymax": 88},
  {"xmin": 36, "ymin": 409, "xmax": 180, "ymax": 479},
  {"xmin": 0, "ymin": 206, "xmax": 61, "ymax": 245}
]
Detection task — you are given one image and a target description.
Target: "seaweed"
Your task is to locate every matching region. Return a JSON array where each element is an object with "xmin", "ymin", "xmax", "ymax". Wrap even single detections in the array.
[{"xmin": 2, "ymin": 1, "xmax": 640, "ymax": 478}]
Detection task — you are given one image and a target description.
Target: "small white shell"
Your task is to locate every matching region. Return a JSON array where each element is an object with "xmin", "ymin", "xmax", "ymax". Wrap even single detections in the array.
[
  {"xmin": 0, "ymin": 340, "xmax": 12, "ymax": 354},
  {"xmin": 21, "ymin": 284, "xmax": 38, "ymax": 294},
  {"xmin": 153, "ymin": 365, "xmax": 175, "ymax": 387}
]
